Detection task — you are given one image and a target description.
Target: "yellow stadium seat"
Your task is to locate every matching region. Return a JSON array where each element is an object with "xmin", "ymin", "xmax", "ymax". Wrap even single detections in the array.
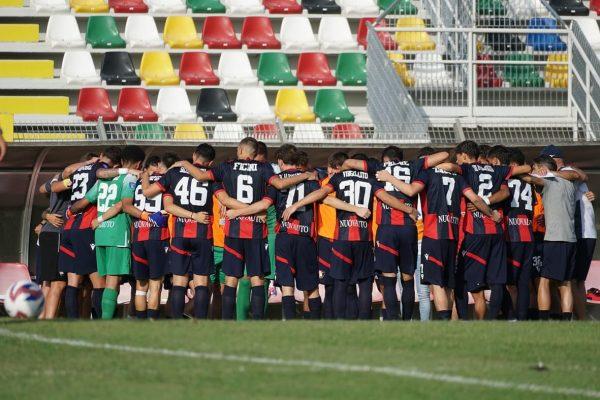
[
  {"xmin": 140, "ymin": 52, "xmax": 180, "ymax": 86},
  {"xmin": 0, "ymin": 114, "xmax": 13, "ymax": 142},
  {"xmin": 0, "ymin": 24, "xmax": 39, "ymax": 42},
  {"xmin": 545, "ymin": 53, "xmax": 568, "ymax": 89},
  {"xmin": 0, "ymin": 60, "xmax": 54, "ymax": 79},
  {"xmin": 0, "ymin": 0, "xmax": 24, "ymax": 6},
  {"xmin": 164, "ymin": 16, "xmax": 203, "ymax": 49},
  {"xmin": 174, "ymin": 123, "xmax": 207, "ymax": 140},
  {"xmin": 388, "ymin": 52, "xmax": 414, "ymax": 87},
  {"xmin": 275, "ymin": 89, "xmax": 316, "ymax": 123},
  {"xmin": 394, "ymin": 17, "xmax": 436, "ymax": 51},
  {"xmin": 69, "ymin": 0, "xmax": 109, "ymax": 12},
  {"xmin": 0, "ymin": 96, "xmax": 69, "ymax": 115}
]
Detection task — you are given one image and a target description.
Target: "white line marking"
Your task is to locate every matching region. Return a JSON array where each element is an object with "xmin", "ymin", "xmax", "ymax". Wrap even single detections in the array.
[{"xmin": 1, "ymin": 327, "xmax": 599, "ymax": 398}]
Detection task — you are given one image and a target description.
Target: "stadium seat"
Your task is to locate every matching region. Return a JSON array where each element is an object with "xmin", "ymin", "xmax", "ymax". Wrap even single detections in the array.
[
  {"xmin": 331, "ymin": 123, "xmax": 363, "ymax": 139},
  {"xmin": 124, "ymin": 16, "xmax": 164, "ymax": 48},
  {"xmin": 164, "ymin": 16, "xmax": 203, "ymax": 49},
  {"xmin": 0, "ymin": 96, "xmax": 69, "ymax": 115},
  {"xmin": 0, "ymin": 24, "xmax": 39, "ymax": 43},
  {"xmin": 217, "ymin": 51, "xmax": 258, "ymax": 86},
  {"xmin": 544, "ymin": 53, "xmax": 568, "ymax": 88},
  {"xmin": 109, "ymin": 0, "xmax": 148, "ymax": 12},
  {"xmin": 252, "ymin": 123, "xmax": 278, "ymax": 139},
  {"xmin": 76, "ymin": 87, "xmax": 118, "ymax": 121},
  {"xmin": 61, "ymin": 51, "xmax": 101, "ymax": 84},
  {"xmin": 337, "ymin": 0, "xmax": 378, "ymax": 15},
  {"xmin": 224, "ymin": 0, "xmax": 264, "ymax": 13},
  {"xmin": 388, "ymin": 52, "xmax": 414, "ymax": 86},
  {"xmin": 46, "ymin": 15, "xmax": 85, "ymax": 48},
  {"xmin": 318, "ymin": 16, "xmax": 357, "ymax": 50},
  {"xmin": 202, "ymin": 16, "xmax": 241, "ymax": 49},
  {"xmin": 378, "ymin": 0, "xmax": 417, "ymax": 14},
  {"xmin": 591, "ymin": 0, "xmax": 600, "ymax": 13},
  {"xmin": 526, "ymin": 18, "xmax": 567, "ymax": 51},
  {"xmin": 275, "ymin": 88, "xmax": 316, "ymax": 122},
  {"xmin": 477, "ymin": 54, "xmax": 503, "ymax": 88},
  {"xmin": 117, "ymin": 88, "xmax": 158, "ymax": 121},
  {"xmin": 241, "ymin": 17, "xmax": 281, "ymax": 49},
  {"xmin": 101, "ymin": 51, "xmax": 141, "ymax": 85},
  {"xmin": 145, "ymin": 0, "xmax": 186, "ymax": 12},
  {"xmin": 263, "ymin": 0, "xmax": 302, "ymax": 13},
  {"xmin": 297, "ymin": 52, "xmax": 337, "ymax": 86},
  {"xmin": 0, "ymin": 264, "xmax": 30, "ymax": 301},
  {"xmin": 174, "ymin": 123, "xmax": 207, "ymax": 140},
  {"xmin": 280, "ymin": 16, "xmax": 319, "ymax": 51},
  {"xmin": 411, "ymin": 52, "xmax": 454, "ymax": 88},
  {"xmin": 213, "ymin": 123, "xmax": 244, "ymax": 141},
  {"xmin": 196, "ymin": 88, "xmax": 237, "ymax": 122},
  {"xmin": 86, "ymin": 16, "xmax": 126, "ymax": 49},
  {"xmin": 302, "ymin": 0, "xmax": 340, "ymax": 13},
  {"xmin": 485, "ymin": 18, "xmax": 526, "ymax": 52},
  {"xmin": 235, "ymin": 87, "xmax": 275, "ymax": 123},
  {"xmin": 503, "ymin": 53, "xmax": 544, "ymax": 87},
  {"xmin": 477, "ymin": 0, "xmax": 505, "ymax": 15},
  {"xmin": 156, "ymin": 87, "xmax": 196, "ymax": 122},
  {"xmin": 291, "ymin": 123, "xmax": 325, "ymax": 142},
  {"xmin": 187, "ymin": 0, "xmax": 225, "ymax": 12},
  {"xmin": 336, "ymin": 53, "xmax": 366, "ymax": 86},
  {"xmin": 179, "ymin": 52, "xmax": 219, "ymax": 85},
  {"xmin": 358, "ymin": 18, "xmax": 397, "ymax": 50},
  {"xmin": 70, "ymin": 0, "xmax": 109, "ymax": 12},
  {"xmin": 549, "ymin": 0, "xmax": 589, "ymax": 16},
  {"xmin": 140, "ymin": 52, "xmax": 179, "ymax": 85},
  {"xmin": 314, "ymin": 89, "xmax": 354, "ymax": 122},
  {"xmin": 31, "ymin": 0, "xmax": 68, "ymax": 12},
  {"xmin": 394, "ymin": 17, "xmax": 436, "ymax": 51},
  {"xmin": 257, "ymin": 53, "xmax": 298, "ymax": 85},
  {"xmin": 0, "ymin": 60, "xmax": 54, "ymax": 78},
  {"xmin": 134, "ymin": 123, "xmax": 166, "ymax": 139}
]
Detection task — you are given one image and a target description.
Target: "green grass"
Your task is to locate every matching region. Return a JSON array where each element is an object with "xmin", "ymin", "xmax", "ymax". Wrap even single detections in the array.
[{"xmin": 0, "ymin": 320, "xmax": 599, "ymax": 400}]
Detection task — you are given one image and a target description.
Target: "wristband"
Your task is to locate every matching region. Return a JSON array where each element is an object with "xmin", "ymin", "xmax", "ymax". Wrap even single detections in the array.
[
  {"xmin": 118, "ymin": 168, "xmax": 128, "ymax": 175},
  {"xmin": 62, "ymin": 178, "xmax": 72, "ymax": 188},
  {"xmin": 97, "ymin": 216, "xmax": 104, "ymax": 223},
  {"xmin": 140, "ymin": 211, "xmax": 149, "ymax": 221},
  {"xmin": 483, "ymin": 197, "xmax": 490, "ymax": 205}
]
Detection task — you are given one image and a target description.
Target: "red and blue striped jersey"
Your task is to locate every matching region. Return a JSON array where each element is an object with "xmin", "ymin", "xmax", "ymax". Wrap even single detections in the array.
[
  {"xmin": 64, "ymin": 161, "xmax": 109, "ymax": 231},
  {"xmin": 128, "ymin": 174, "xmax": 170, "ymax": 242},
  {"xmin": 505, "ymin": 178, "xmax": 535, "ymax": 242}
]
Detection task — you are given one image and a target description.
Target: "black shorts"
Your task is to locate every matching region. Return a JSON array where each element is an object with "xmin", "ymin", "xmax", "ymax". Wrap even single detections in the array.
[
  {"xmin": 317, "ymin": 236, "xmax": 334, "ymax": 285},
  {"xmin": 59, "ymin": 228, "xmax": 97, "ymax": 276},
  {"xmin": 506, "ymin": 241, "xmax": 534, "ymax": 285},
  {"xmin": 275, "ymin": 234, "xmax": 318, "ymax": 291},
  {"xmin": 573, "ymin": 238, "xmax": 597, "ymax": 281},
  {"xmin": 169, "ymin": 237, "xmax": 214, "ymax": 277},
  {"xmin": 542, "ymin": 241, "xmax": 576, "ymax": 282},
  {"xmin": 132, "ymin": 240, "xmax": 169, "ymax": 280},
  {"xmin": 39, "ymin": 231, "xmax": 66, "ymax": 282},
  {"xmin": 374, "ymin": 224, "xmax": 417, "ymax": 275},
  {"xmin": 421, "ymin": 237, "xmax": 456, "ymax": 288},
  {"xmin": 330, "ymin": 240, "xmax": 374, "ymax": 284},
  {"xmin": 459, "ymin": 234, "xmax": 507, "ymax": 292},
  {"xmin": 223, "ymin": 236, "xmax": 270, "ymax": 278},
  {"xmin": 532, "ymin": 234, "xmax": 544, "ymax": 279}
]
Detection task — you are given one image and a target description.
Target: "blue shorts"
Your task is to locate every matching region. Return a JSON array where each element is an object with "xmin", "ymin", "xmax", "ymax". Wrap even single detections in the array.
[
  {"xmin": 542, "ymin": 241, "xmax": 576, "ymax": 282},
  {"xmin": 169, "ymin": 237, "xmax": 214, "ymax": 277},
  {"xmin": 330, "ymin": 240, "xmax": 374, "ymax": 284},
  {"xmin": 223, "ymin": 237, "xmax": 270, "ymax": 278},
  {"xmin": 532, "ymin": 234, "xmax": 544, "ymax": 278},
  {"xmin": 275, "ymin": 234, "xmax": 318, "ymax": 291},
  {"xmin": 375, "ymin": 225, "xmax": 417, "ymax": 275},
  {"xmin": 59, "ymin": 228, "xmax": 97, "ymax": 276},
  {"xmin": 132, "ymin": 240, "xmax": 169, "ymax": 280},
  {"xmin": 573, "ymin": 238, "xmax": 596, "ymax": 281},
  {"xmin": 459, "ymin": 234, "xmax": 507, "ymax": 292},
  {"xmin": 421, "ymin": 237, "xmax": 456, "ymax": 288},
  {"xmin": 317, "ymin": 236, "xmax": 334, "ymax": 285},
  {"xmin": 506, "ymin": 242, "xmax": 534, "ymax": 285}
]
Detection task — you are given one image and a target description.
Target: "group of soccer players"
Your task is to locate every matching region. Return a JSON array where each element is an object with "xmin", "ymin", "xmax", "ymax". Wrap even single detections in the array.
[{"xmin": 33, "ymin": 137, "xmax": 597, "ymax": 321}]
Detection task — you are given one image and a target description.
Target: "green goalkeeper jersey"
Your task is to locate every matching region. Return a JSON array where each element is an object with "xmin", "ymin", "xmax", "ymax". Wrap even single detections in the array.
[{"xmin": 85, "ymin": 173, "xmax": 137, "ymax": 247}]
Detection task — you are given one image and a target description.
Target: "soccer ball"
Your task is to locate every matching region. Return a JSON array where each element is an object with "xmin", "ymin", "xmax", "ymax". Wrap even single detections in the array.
[{"xmin": 4, "ymin": 280, "xmax": 44, "ymax": 319}]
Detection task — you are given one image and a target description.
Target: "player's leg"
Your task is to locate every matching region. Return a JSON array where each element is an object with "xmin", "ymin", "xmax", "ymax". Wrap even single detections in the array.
[
  {"xmin": 59, "ymin": 229, "xmax": 80, "ymax": 319},
  {"xmin": 572, "ymin": 238, "xmax": 596, "ymax": 320},
  {"xmin": 398, "ymin": 226, "xmax": 418, "ymax": 321},
  {"xmin": 147, "ymin": 278, "xmax": 162, "ymax": 319},
  {"xmin": 317, "ymin": 237, "xmax": 334, "ymax": 319},
  {"xmin": 557, "ymin": 280, "xmax": 573, "ymax": 320},
  {"xmin": 190, "ymin": 239, "xmax": 214, "ymax": 319},
  {"xmin": 275, "ymin": 234, "xmax": 295, "ymax": 320},
  {"xmin": 515, "ymin": 243, "xmax": 533, "ymax": 321},
  {"xmin": 330, "ymin": 240, "xmax": 353, "ymax": 319},
  {"xmin": 355, "ymin": 242, "xmax": 375, "ymax": 320},
  {"xmin": 131, "ymin": 241, "xmax": 150, "ymax": 319},
  {"xmin": 245, "ymin": 238, "xmax": 271, "ymax": 320},
  {"xmin": 102, "ymin": 274, "xmax": 120, "ymax": 320},
  {"xmin": 46, "ymin": 280, "xmax": 66, "ymax": 319},
  {"xmin": 135, "ymin": 279, "xmax": 149, "ymax": 319},
  {"xmin": 486, "ymin": 236, "xmax": 507, "ymax": 320},
  {"xmin": 537, "ymin": 277, "xmax": 551, "ymax": 320},
  {"xmin": 222, "ymin": 237, "xmax": 245, "ymax": 320},
  {"xmin": 75, "ymin": 228, "xmax": 104, "ymax": 319},
  {"xmin": 101, "ymin": 246, "xmax": 131, "ymax": 320},
  {"xmin": 236, "ymin": 277, "xmax": 250, "ymax": 320},
  {"xmin": 168, "ymin": 238, "xmax": 193, "ymax": 319},
  {"xmin": 295, "ymin": 235, "xmax": 321, "ymax": 319},
  {"xmin": 462, "ymin": 234, "xmax": 490, "ymax": 320},
  {"xmin": 415, "ymin": 239, "xmax": 431, "ymax": 321},
  {"xmin": 146, "ymin": 240, "xmax": 168, "ymax": 319},
  {"xmin": 375, "ymin": 226, "xmax": 400, "ymax": 320}
]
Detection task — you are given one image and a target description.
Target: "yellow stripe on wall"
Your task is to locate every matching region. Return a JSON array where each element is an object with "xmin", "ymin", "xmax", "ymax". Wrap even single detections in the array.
[
  {"xmin": 0, "ymin": 96, "xmax": 69, "ymax": 115},
  {"xmin": 0, "ymin": 60, "xmax": 54, "ymax": 78},
  {"xmin": 0, "ymin": 24, "xmax": 39, "ymax": 42}
]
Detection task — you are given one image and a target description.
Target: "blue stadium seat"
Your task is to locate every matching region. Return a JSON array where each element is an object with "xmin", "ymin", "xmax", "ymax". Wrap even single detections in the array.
[{"xmin": 526, "ymin": 18, "xmax": 567, "ymax": 51}]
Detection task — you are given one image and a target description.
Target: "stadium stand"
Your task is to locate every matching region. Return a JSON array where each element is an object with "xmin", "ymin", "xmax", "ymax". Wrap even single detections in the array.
[
  {"xmin": 235, "ymin": 87, "xmax": 276, "ymax": 123},
  {"xmin": 297, "ymin": 52, "xmax": 337, "ymax": 86},
  {"xmin": 69, "ymin": 0, "xmax": 109, "ymax": 12},
  {"xmin": 212, "ymin": 123, "xmax": 244, "ymax": 140},
  {"xmin": 156, "ymin": 87, "xmax": 196, "ymax": 122},
  {"xmin": 45, "ymin": 15, "xmax": 85, "ymax": 48},
  {"xmin": 545, "ymin": 53, "xmax": 568, "ymax": 88},
  {"xmin": 280, "ymin": 16, "xmax": 319, "ymax": 50},
  {"xmin": 331, "ymin": 122, "xmax": 363, "ymax": 139},
  {"xmin": 0, "ymin": 59, "xmax": 53, "ymax": 78},
  {"xmin": 224, "ymin": 0, "xmax": 264, "ymax": 13},
  {"xmin": 216, "ymin": 51, "xmax": 258, "ymax": 86},
  {"xmin": 275, "ymin": 88, "xmax": 316, "ymax": 122},
  {"xmin": 179, "ymin": 51, "xmax": 220, "ymax": 85},
  {"xmin": 139, "ymin": 51, "xmax": 180, "ymax": 86},
  {"xmin": 314, "ymin": 89, "xmax": 355, "ymax": 122},
  {"xmin": 144, "ymin": 0, "xmax": 186, "ymax": 12},
  {"xmin": 257, "ymin": 52, "xmax": 298, "ymax": 85},
  {"xmin": 187, "ymin": 0, "xmax": 225, "ymax": 12},
  {"xmin": 163, "ymin": 16, "xmax": 203, "ymax": 48},
  {"xmin": 338, "ymin": 0, "xmax": 379, "ymax": 15},
  {"xmin": 0, "ymin": 96, "xmax": 69, "ymax": 115},
  {"xmin": 241, "ymin": 16, "xmax": 281, "ymax": 49},
  {"xmin": 290, "ymin": 123, "xmax": 325, "ymax": 141},
  {"xmin": 318, "ymin": 16, "xmax": 358, "ymax": 50},
  {"xmin": 549, "ymin": 0, "xmax": 589, "ymax": 16},
  {"xmin": 202, "ymin": 16, "xmax": 242, "ymax": 49},
  {"xmin": 526, "ymin": 18, "xmax": 567, "ymax": 51},
  {"xmin": 76, "ymin": 87, "xmax": 118, "ymax": 121},
  {"xmin": 411, "ymin": 52, "xmax": 454, "ymax": 89},
  {"xmin": 335, "ymin": 53, "xmax": 367, "ymax": 86},
  {"xmin": 124, "ymin": 15, "xmax": 164, "ymax": 48},
  {"xmin": 195, "ymin": 88, "xmax": 237, "ymax": 122},
  {"xmin": 577, "ymin": 18, "xmax": 600, "ymax": 51},
  {"xmin": 100, "ymin": 51, "xmax": 141, "ymax": 85},
  {"xmin": 358, "ymin": 18, "xmax": 397, "ymax": 50},
  {"xmin": 263, "ymin": 0, "xmax": 302, "ymax": 13},
  {"xmin": 61, "ymin": 51, "xmax": 101, "ymax": 84},
  {"xmin": 394, "ymin": 17, "xmax": 436, "ymax": 51},
  {"xmin": 503, "ymin": 53, "xmax": 544, "ymax": 87},
  {"xmin": 31, "ymin": 0, "xmax": 68, "ymax": 11},
  {"xmin": 116, "ymin": 87, "xmax": 158, "ymax": 121},
  {"xmin": 378, "ymin": 0, "xmax": 417, "ymax": 14},
  {"xmin": 173, "ymin": 123, "xmax": 206, "ymax": 139},
  {"xmin": 477, "ymin": 54, "xmax": 503, "ymax": 88},
  {"xmin": 108, "ymin": 0, "xmax": 147, "ymax": 12},
  {"xmin": 301, "ymin": 0, "xmax": 341, "ymax": 14},
  {"xmin": 86, "ymin": 16, "xmax": 126, "ymax": 49},
  {"xmin": 388, "ymin": 52, "xmax": 414, "ymax": 86}
]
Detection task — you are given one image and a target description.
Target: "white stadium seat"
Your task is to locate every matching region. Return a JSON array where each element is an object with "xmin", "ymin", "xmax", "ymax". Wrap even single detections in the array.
[
  {"xmin": 411, "ymin": 52, "xmax": 454, "ymax": 89},
  {"xmin": 143, "ymin": 0, "xmax": 186, "ymax": 13},
  {"xmin": 337, "ymin": 0, "xmax": 378, "ymax": 15},
  {"xmin": 280, "ymin": 16, "xmax": 319, "ymax": 51},
  {"xmin": 156, "ymin": 88, "xmax": 196, "ymax": 122},
  {"xmin": 235, "ymin": 87, "xmax": 275, "ymax": 123},
  {"xmin": 213, "ymin": 123, "xmax": 244, "ymax": 141},
  {"xmin": 60, "ymin": 51, "xmax": 101, "ymax": 84},
  {"xmin": 318, "ymin": 16, "xmax": 357, "ymax": 50},
  {"xmin": 31, "ymin": 0, "xmax": 69, "ymax": 12},
  {"xmin": 46, "ymin": 15, "xmax": 86, "ymax": 48},
  {"xmin": 223, "ymin": 0, "xmax": 264, "ymax": 13},
  {"xmin": 124, "ymin": 16, "xmax": 164, "ymax": 48},
  {"xmin": 217, "ymin": 51, "xmax": 258, "ymax": 86},
  {"xmin": 292, "ymin": 124, "xmax": 325, "ymax": 142}
]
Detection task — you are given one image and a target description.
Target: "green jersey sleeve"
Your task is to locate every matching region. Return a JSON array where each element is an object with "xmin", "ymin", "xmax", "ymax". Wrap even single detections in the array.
[
  {"xmin": 121, "ymin": 174, "xmax": 138, "ymax": 200},
  {"xmin": 85, "ymin": 181, "xmax": 100, "ymax": 203}
]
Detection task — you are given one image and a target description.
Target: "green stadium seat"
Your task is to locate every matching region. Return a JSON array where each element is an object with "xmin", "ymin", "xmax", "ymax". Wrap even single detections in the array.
[
  {"xmin": 257, "ymin": 53, "xmax": 298, "ymax": 86},
  {"xmin": 314, "ymin": 89, "xmax": 355, "ymax": 122},
  {"xmin": 335, "ymin": 53, "xmax": 366, "ymax": 86},
  {"xmin": 503, "ymin": 53, "xmax": 544, "ymax": 87},
  {"xmin": 378, "ymin": 0, "xmax": 417, "ymax": 14},
  {"xmin": 134, "ymin": 123, "xmax": 166, "ymax": 140},
  {"xmin": 477, "ymin": 0, "xmax": 505, "ymax": 15},
  {"xmin": 86, "ymin": 16, "xmax": 126, "ymax": 49},
  {"xmin": 186, "ymin": 0, "xmax": 225, "ymax": 12}
]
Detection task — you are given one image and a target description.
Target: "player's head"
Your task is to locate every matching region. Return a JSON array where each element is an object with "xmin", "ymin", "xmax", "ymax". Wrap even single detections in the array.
[
  {"xmin": 328, "ymin": 151, "xmax": 348, "ymax": 174},
  {"xmin": 193, "ymin": 143, "xmax": 216, "ymax": 166},
  {"xmin": 80, "ymin": 152, "xmax": 99, "ymax": 162},
  {"xmin": 275, "ymin": 144, "xmax": 297, "ymax": 169},
  {"xmin": 454, "ymin": 140, "xmax": 479, "ymax": 165},
  {"xmin": 295, "ymin": 151, "xmax": 309, "ymax": 170},
  {"xmin": 533, "ymin": 155, "xmax": 557, "ymax": 174},
  {"xmin": 540, "ymin": 144, "xmax": 564, "ymax": 168},
  {"xmin": 121, "ymin": 145, "xmax": 146, "ymax": 170},
  {"xmin": 100, "ymin": 146, "xmax": 122, "ymax": 167},
  {"xmin": 508, "ymin": 148, "xmax": 526, "ymax": 167},
  {"xmin": 352, "ymin": 153, "xmax": 369, "ymax": 161},
  {"xmin": 160, "ymin": 152, "xmax": 180, "ymax": 172},
  {"xmin": 486, "ymin": 145, "xmax": 510, "ymax": 166},
  {"xmin": 417, "ymin": 146, "xmax": 435, "ymax": 158},
  {"xmin": 144, "ymin": 155, "xmax": 161, "ymax": 174},
  {"xmin": 255, "ymin": 141, "xmax": 268, "ymax": 162},
  {"xmin": 237, "ymin": 137, "xmax": 258, "ymax": 159},
  {"xmin": 381, "ymin": 146, "xmax": 403, "ymax": 163},
  {"xmin": 477, "ymin": 144, "xmax": 491, "ymax": 164}
]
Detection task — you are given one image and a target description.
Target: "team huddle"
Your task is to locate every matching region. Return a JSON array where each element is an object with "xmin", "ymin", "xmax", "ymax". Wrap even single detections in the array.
[{"xmin": 33, "ymin": 137, "xmax": 597, "ymax": 321}]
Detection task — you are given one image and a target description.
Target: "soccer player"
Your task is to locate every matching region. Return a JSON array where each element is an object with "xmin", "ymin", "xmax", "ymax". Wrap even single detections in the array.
[
  {"xmin": 70, "ymin": 145, "xmax": 146, "ymax": 319},
  {"xmin": 55, "ymin": 146, "xmax": 121, "ymax": 319}
]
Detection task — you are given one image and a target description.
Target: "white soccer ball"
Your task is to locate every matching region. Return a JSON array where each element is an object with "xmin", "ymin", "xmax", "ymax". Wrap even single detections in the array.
[{"xmin": 4, "ymin": 280, "xmax": 44, "ymax": 319}]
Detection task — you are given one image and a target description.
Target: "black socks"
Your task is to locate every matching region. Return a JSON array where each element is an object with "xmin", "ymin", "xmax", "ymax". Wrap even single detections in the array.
[
  {"xmin": 194, "ymin": 286, "xmax": 210, "ymax": 319},
  {"xmin": 251, "ymin": 285, "xmax": 265, "ymax": 320},
  {"xmin": 222, "ymin": 285, "xmax": 236, "ymax": 320},
  {"xmin": 65, "ymin": 285, "xmax": 80, "ymax": 319},
  {"xmin": 170, "ymin": 285, "xmax": 186, "ymax": 319}
]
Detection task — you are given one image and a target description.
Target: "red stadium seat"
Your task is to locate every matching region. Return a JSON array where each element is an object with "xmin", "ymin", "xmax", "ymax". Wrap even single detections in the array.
[
  {"xmin": 591, "ymin": 0, "xmax": 600, "ymax": 13},
  {"xmin": 202, "ymin": 16, "xmax": 242, "ymax": 49},
  {"xmin": 77, "ymin": 88, "xmax": 118, "ymax": 122},
  {"xmin": 263, "ymin": 0, "xmax": 302, "ymax": 13},
  {"xmin": 0, "ymin": 263, "xmax": 30, "ymax": 301},
  {"xmin": 241, "ymin": 17, "xmax": 281, "ymax": 49},
  {"xmin": 108, "ymin": 0, "xmax": 148, "ymax": 12},
  {"xmin": 332, "ymin": 123, "xmax": 363, "ymax": 139},
  {"xmin": 357, "ymin": 18, "xmax": 397, "ymax": 50},
  {"xmin": 477, "ymin": 54, "xmax": 503, "ymax": 88},
  {"xmin": 117, "ymin": 88, "xmax": 158, "ymax": 121},
  {"xmin": 253, "ymin": 123, "xmax": 279, "ymax": 139},
  {"xmin": 297, "ymin": 52, "xmax": 337, "ymax": 86},
  {"xmin": 179, "ymin": 52, "xmax": 220, "ymax": 85}
]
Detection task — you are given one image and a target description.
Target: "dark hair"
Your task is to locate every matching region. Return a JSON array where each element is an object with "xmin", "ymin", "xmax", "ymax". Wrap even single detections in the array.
[
  {"xmin": 352, "ymin": 153, "xmax": 369, "ymax": 161},
  {"xmin": 256, "ymin": 141, "xmax": 268, "ymax": 158},
  {"xmin": 417, "ymin": 146, "xmax": 436, "ymax": 158},
  {"xmin": 275, "ymin": 144, "xmax": 297, "ymax": 165},
  {"xmin": 487, "ymin": 145, "xmax": 510, "ymax": 165},
  {"xmin": 455, "ymin": 140, "xmax": 480, "ymax": 159},
  {"xmin": 533, "ymin": 155, "xmax": 557, "ymax": 171},
  {"xmin": 478, "ymin": 144, "xmax": 491, "ymax": 158},
  {"xmin": 102, "ymin": 146, "xmax": 122, "ymax": 165},
  {"xmin": 194, "ymin": 143, "xmax": 216, "ymax": 162},
  {"xmin": 239, "ymin": 137, "xmax": 258, "ymax": 158},
  {"xmin": 508, "ymin": 148, "xmax": 526, "ymax": 166},
  {"xmin": 121, "ymin": 145, "xmax": 145, "ymax": 164},
  {"xmin": 328, "ymin": 152, "xmax": 348, "ymax": 169},
  {"xmin": 295, "ymin": 151, "xmax": 309, "ymax": 168},
  {"xmin": 381, "ymin": 146, "xmax": 403, "ymax": 162},
  {"xmin": 161, "ymin": 152, "xmax": 180, "ymax": 169},
  {"xmin": 81, "ymin": 152, "xmax": 99, "ymax": 162},
  {"xmin": 144, "ymin": 155, "xmax": 160, "ymax": 169}
]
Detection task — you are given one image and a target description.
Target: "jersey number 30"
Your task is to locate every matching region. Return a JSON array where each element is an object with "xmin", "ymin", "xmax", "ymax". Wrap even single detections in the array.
[{"xmin": 340, "ymin": 180, "xmax": 372, "ymax": 208}]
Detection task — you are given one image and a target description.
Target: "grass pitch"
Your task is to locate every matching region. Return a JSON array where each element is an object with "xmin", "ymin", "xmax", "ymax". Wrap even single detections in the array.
[{"xmin": 0, "ymin": 320, "xmax": 599, "ymax": 400}]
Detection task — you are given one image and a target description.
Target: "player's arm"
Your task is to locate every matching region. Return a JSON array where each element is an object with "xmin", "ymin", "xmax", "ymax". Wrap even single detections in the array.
[
  {"xmin": 322, "ymin": 196, "xmax": 371, "ymax": 219},
  {"xmin": 59, "ymin": 157, "xmax": 98, "ymax": 182},
  {"xmin": 462, "ymin": 189, "xmax": 500, "ymax": 222},
  {"xmin": 423, "ymin": 151, "xmax": 450, "ymax": 168},
  {"xmin": 269, "ymin": 171, "xmax": 315, "ymax": 190},
  {"xmin": 340, "ymin": 159, "xmax": 368, "ymax": 172},
  {"xmin": 163, "ymin": 196, "xmax": 210, "ymax": 224},
  {"xmin": 510, "ymin": 164, "xmax": 532, "ymax": 177},
  {"xmin": 214, "ymin": 190, "xmax": 250, "ymax": 210},
  {"xmin": 122, "ymin": 196, "xmax": 144, "ymax": 219},
  {"xmin": 141, "ymin": 170, "xmax": 166, "ymax": 198},
  {"xmin": 375, "ymin": 171, "xmax": 425, "ymax": 197},
  {"xmin": 97, "ymin": 167, "xmax": 141, "ymax": 180},
  {"xmin": 226, "ymin": 198, "xmax": 273, "ymax": 219},
  {"xmin": 556, "ymin": 167, "xmax": 588, "ymax": 182},
  {"xmin": 70, "ymin": 198, "xmax": 91, "ymax": 214},
  {"xmin": 282, "ymin": 186, "xmax": 334, "ymax": 221},
  {"xmin": 375, "ymin": 190, "xmax": 418, "ymax": 222},
  {"xmin": 520, "ymin": 174, "xmax": 546, "ymax": 187},
  {"xmin": 172, "ymin": 160, "xmax": 214, "ymax": 182},
  {"xmin": 92, "ymin": 202, "xmax": 123, "ymax": 229},
  {"xmin": 436, "ymin": 162, "xmax": 461, "ymax": 174},
  {"xmin": 486, "ymin": 185, "xmax": 510, "ymax": 205}
]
